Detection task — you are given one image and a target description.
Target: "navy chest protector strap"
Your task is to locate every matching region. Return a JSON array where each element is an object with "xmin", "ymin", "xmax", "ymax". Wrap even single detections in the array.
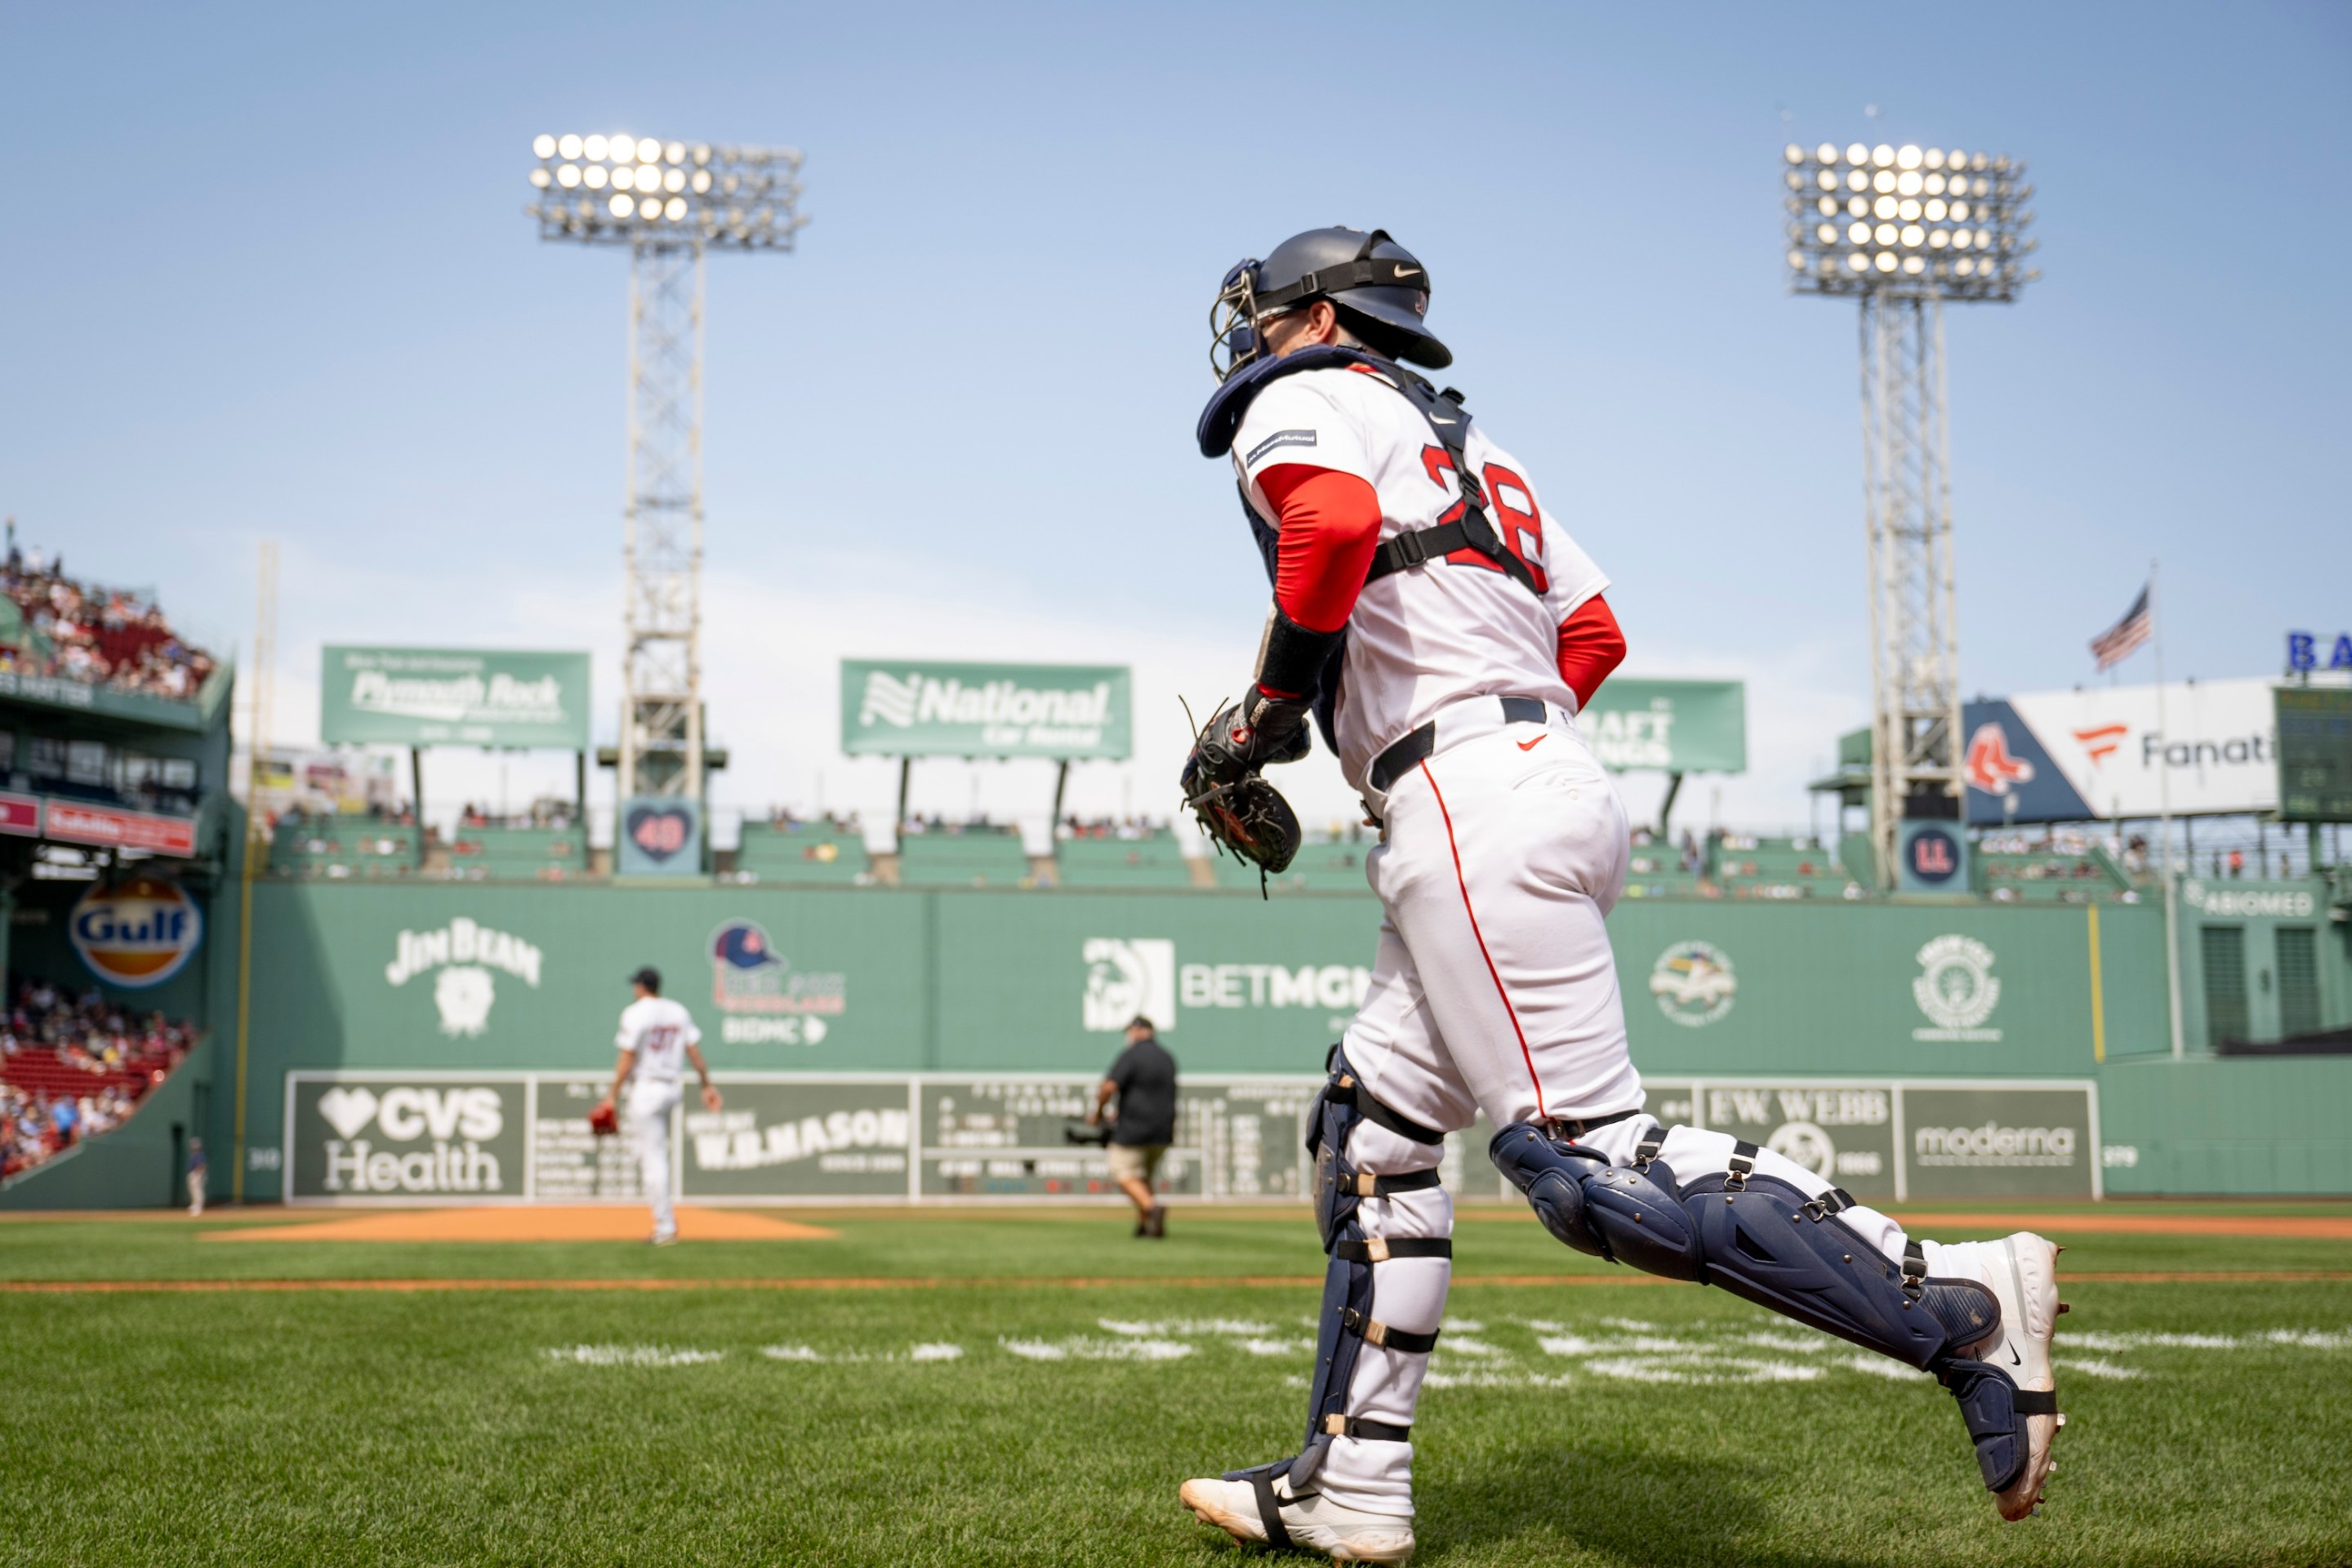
[
  {"xmin": 1199, "ymin": 347, "xmax": 1544, "ymax": 748},
  {"xmin": 1199, "ymin": 345, "xmax": 1543, "ymax": 599}
]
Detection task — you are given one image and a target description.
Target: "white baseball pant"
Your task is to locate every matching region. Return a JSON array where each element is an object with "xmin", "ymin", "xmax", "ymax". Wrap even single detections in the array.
[
  {"xmin": 626, "ymin": 1078, "xmax": 682, "ymax": 1241},
  {"xmin": 1315, "ymin": 697, "xmax": 1946, "ymax": 1517}
]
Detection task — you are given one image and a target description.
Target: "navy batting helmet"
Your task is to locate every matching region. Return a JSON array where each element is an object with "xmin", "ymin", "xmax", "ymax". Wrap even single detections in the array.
[{"xmin": 1210, "ymin": 226, "xmax": 1450, "ymax": 382}]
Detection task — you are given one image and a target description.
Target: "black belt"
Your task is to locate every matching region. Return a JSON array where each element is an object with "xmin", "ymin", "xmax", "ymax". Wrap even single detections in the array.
[
  {"xmin": 1368, "ymin": 696, "xmax": 1550, "ymax": 795},
  {"xmin": 1543, "ymin": 1107, "xmax": 1640, "ymax": 1143}
]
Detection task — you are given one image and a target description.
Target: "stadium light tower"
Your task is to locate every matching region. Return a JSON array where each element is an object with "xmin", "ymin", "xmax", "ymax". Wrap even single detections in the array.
[
  {"xmin": 1784, "ymin": 139, "xmax": 2038, "ymax": 887},
  {"xmin": 526, "ymin": 131, "xmax": 804, "ymax": 803}
]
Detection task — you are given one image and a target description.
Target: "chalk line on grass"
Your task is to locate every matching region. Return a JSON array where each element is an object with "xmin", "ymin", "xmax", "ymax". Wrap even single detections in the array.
[
  {"xmin": 2058, "ymin": 1357, "xmax": 2146, "ymax": 1379},
  {"xmin": 1000, "ymin": 1335, "xmax": 1192, "ymax": 1362},
  {"xmin": 547, "ymin": 1345, "xmax": 726, "ymax": 1367},
  {"xmin": 1096, "ymin": 1317, "xmax": 1274, "ymax": 1337}
]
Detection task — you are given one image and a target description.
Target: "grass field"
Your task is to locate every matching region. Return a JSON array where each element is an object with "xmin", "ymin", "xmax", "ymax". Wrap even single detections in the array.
[{"xmin": 1, "ymin": 1201, "xmax": 2346, "ymax": 1567}]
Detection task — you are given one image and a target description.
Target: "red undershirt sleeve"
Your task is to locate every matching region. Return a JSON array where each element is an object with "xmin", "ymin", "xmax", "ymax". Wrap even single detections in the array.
[
  {"xmin": 1556, "ymin": 594, "xmax": 1626, "ymax": 710},
  {"xmin": 1257, "ymin": 463, "xmax": 1384, "ymax": 635}
]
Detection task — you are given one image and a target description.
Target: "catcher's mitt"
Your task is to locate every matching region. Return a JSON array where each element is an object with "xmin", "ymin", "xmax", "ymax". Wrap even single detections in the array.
[
  {"xmin": 1182, "ymin": 697, "xmax": 1305, "ymax": 891},
  {"xmin": 587, "ymin": 1102, "xmax": 619, "ymax": 1137}
]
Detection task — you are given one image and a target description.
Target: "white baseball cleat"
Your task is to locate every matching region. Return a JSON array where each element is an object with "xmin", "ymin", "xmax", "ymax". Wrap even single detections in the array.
[
  {"xmin": 1181, "ymin": 1473, "xmax": 1415, "ymax": 1563},
  {"xmin": 1975, "ymin": 1232, "xmax": 2066, "ymax": 1521}
]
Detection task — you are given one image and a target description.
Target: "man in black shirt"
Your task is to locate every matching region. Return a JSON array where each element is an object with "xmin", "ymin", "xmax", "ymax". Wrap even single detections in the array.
[{"xmin": 1087, "ymin": 1016, "xmax": 1178, "ymax": 1237}]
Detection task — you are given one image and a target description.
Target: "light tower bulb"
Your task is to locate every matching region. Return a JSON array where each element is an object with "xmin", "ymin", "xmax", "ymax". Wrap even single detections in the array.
[
  {"xmin": 1897, "ymin": 145, "xmax": 1922, "ymax": 170},
  {"xmin": 1816, "ymin": 142, "xmax": 1838, "ymax": 163},
  {"xmin": 532, "ymin": 134, "xmax": 556, "ymax": 158},
  {"xmin": 1785, "ymin": 143, "xmax": 1804, "ymax": 163},
  {"xmin": 1871, "ymin": 144, "xmax": 1895, "ymax": 167},
  {"xmin": 609, "ymin": 135, "xmax": 636, "ymax": 163},
  {"xmin": 583, "ymin": 135, "xmax": 609, "ymax": 161},
  {"xmin": 559, "ymin": 133, "xmax": 583, "ymax": 159},
  {"xmin": 557, "ymin": 163, "xmax": 581, "ymax": 188},
  {"xmin": 608, "ymin": 193, "xmax": 631, "ymax": 216},
  {"xmin": 1846, "ymin": 143, "xmax": 1868, "ymax": 164}
]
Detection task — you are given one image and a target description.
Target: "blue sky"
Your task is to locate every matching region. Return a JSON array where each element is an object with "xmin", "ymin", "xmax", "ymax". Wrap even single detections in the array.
[{"xmin": 6, "ymin": 2, "xmax": 2346, "ymax": 836}]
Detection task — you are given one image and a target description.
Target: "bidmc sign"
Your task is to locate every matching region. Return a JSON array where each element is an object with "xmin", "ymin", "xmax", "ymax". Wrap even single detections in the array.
[{"xmin": 68, "ymin": 876, "xmax": 205, "ymax": 991}]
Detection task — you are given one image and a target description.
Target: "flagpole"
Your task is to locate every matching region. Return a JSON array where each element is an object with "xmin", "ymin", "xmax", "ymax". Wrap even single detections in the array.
[{"xmin": 2152, "ymin": 558, "xmax": 2185, "ymax": 1060}]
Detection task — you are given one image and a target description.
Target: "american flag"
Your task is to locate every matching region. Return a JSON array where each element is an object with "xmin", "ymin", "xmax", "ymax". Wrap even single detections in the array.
[{"xmin": 2091, "ymin": 584, "xmax": 2153, "ymax": 670}]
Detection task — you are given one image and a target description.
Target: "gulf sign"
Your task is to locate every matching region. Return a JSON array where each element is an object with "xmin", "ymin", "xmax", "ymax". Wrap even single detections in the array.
[{"xmin": 68, "ymin": 876, "xmax": 204, "ymax": 990}]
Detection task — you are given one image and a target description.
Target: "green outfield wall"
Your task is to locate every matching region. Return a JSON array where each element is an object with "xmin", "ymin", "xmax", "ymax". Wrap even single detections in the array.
[
  {"xmin": 152, "ymin": 880, "xmax": 2336, "ymax": 1200},
  {"xmin": 11, "ymin": 872, "xmax": 2346, "ymax": 1200}
]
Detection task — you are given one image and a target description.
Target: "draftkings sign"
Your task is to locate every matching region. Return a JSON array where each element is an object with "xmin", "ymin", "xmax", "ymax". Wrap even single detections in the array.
[{"xmin": 1575, "ymin": 679, "xmax": 1748, "ymax": 774}]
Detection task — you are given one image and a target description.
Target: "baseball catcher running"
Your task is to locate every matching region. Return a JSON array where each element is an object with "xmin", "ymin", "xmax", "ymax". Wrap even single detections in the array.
[{"xmin": 1177, "ymin": 227, "xmax": 2065, "ymax": 1563}]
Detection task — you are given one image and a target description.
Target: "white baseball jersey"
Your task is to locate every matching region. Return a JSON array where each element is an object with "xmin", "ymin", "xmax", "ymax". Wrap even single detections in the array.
[
  {"xmin": 616, "ymin": 996, "xmax": 700, "ymax": 1085},
  {"xmin": 1228, "ymin": 362, "xmax": 1609, "ymax": 793}
]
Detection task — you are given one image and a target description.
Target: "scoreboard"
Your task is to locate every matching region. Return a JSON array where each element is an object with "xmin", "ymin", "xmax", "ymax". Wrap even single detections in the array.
[{"xmin": 2276, "ymin": 686, "xmax": 2352, "ymax": 822}]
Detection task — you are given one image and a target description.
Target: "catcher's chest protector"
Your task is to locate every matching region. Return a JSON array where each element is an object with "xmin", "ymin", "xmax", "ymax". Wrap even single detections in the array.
[{"xmin": 1197, "ymin": 345, "xmax": 1544, "ymax": 753}]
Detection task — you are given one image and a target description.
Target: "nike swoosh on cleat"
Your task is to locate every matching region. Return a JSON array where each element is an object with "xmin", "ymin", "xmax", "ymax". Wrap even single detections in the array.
[
  {"xmin": 2010, "ymin": 1345, "xmax": 2022, "ymax": 1365},
  {"xmin": 1517, "ymin": 736, "xmax": 1548, "ymax": 751}
]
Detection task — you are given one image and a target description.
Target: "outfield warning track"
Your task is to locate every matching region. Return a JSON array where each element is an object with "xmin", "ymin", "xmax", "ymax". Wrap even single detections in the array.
[{"xmin": 2, "ymin": 1269, "xmax": 2347, "ymax": 1295}]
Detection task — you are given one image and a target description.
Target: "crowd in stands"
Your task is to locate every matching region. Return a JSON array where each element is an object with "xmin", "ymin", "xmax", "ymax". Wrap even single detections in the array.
[
  {"xmin": 1059, "ymin": 815, "xmax": 1173, "ymax": 840},
  {"xmin": 0, "ymin": 540, "xmax": 217, "ymax": 702},
  {"xmin": 900, "ymin": 813, "xmax": 1012, "ymax": 836},
  {"xmin": 760, "ymin": 808, "xmax": 862, "ymax": 834},
  {"xmin": 274, "ymin": 800, "xmax": 417, "ymax": 832},
  {"xmin": 0, "ymin": 979, "xmax": 196, "ymax": 1181},
  {"xmin": 458, "ymin": 798, "xmax": 577, "ymax": 831}
]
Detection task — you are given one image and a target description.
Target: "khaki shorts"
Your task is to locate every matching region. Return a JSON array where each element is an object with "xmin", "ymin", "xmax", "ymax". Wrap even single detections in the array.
[{"xmin": 1105, "ymin": 1142, "xmax": 1166, "ymax": 1183}]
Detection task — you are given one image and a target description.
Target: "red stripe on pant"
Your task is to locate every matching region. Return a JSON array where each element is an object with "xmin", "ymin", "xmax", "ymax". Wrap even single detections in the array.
[{"xmin": 1416, "ymin": 759, "xmax": 1548, "ymax": 1120}]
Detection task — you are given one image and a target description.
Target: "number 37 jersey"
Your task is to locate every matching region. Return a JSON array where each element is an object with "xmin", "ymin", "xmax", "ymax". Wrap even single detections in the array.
[
  {"xmin": 616, "ymin": 996, "xmax": 701, "ymax": 1085},
  {"xmin": 1230, "ymin": 363, "xmax": 1609, "ymax": 795}
]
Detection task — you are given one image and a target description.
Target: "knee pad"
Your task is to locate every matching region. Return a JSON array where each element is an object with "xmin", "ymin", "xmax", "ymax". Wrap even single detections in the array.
[{"xmin": 1489, "ymin": 1123, "xmax": 1699, "ymax": 1278}]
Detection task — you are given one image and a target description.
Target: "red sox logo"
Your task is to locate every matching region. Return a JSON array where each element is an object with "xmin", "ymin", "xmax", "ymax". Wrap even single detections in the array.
[{"xmin": 1964, "ymin": 723, "xmax": 2034, "ymax": 795}]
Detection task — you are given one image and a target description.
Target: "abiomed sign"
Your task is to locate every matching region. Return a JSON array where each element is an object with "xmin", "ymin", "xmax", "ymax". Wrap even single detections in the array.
[
  {"xmin": 841, "ymin": 660, "xmax": 1131, "ymax": 760},
  {"xmin": 321, "ymin": 646, "xmax": 591, "ymax": 749}
]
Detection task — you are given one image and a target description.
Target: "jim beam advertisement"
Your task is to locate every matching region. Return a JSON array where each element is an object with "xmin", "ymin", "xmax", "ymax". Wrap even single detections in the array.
[
  {"xmin": 1902, "ymin": 1085, "xmax": 2094, "ymax": 1200},
  {"xmin": 683, "ymin": 1080, "xmax": 912, "ymax": 1198},
  {"xmin": 289, "ymin": 1076, "xmax": 528, "ymax": 1201}
]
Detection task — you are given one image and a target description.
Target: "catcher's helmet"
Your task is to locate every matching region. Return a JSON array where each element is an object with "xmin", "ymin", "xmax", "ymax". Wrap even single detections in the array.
[{"xmin": 1210, "ymin": 226, "xmax": 1450, "ymax": 382}]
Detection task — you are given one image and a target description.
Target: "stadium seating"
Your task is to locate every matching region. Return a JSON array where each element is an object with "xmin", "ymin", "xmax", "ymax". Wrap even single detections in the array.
[
  {"xmin": 268, "ymin": 816, "xmax": 421, "ymax": 879},
  {"xmin": 1977, "ymin": 843, "xmax": 2135, "ymax": 902},
  {"xmin": 1712, "ymin": 835, "xmax": 1860, "ymax": 900},
  {"xmin": 1211, "ymin": 835, "xmax": 1374, "ymax": 894},
  {"xmin": 896, "ymin": 826, "xmax": 1031, "ymax": 888},
  {"xmin": 1619, "ymin": 846, "xmax": 1709, "ymax": 900},
  {"xmin": 443, "ymin": 826, "xmax": 589, "ymax": 881},
  {"xmin": 1054, "ymin": 829, "xmax": 1196, "ymax": 889},
  {"xmin": 733, "ymin": 822, "xmax": 871, "ymax": 884}
]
